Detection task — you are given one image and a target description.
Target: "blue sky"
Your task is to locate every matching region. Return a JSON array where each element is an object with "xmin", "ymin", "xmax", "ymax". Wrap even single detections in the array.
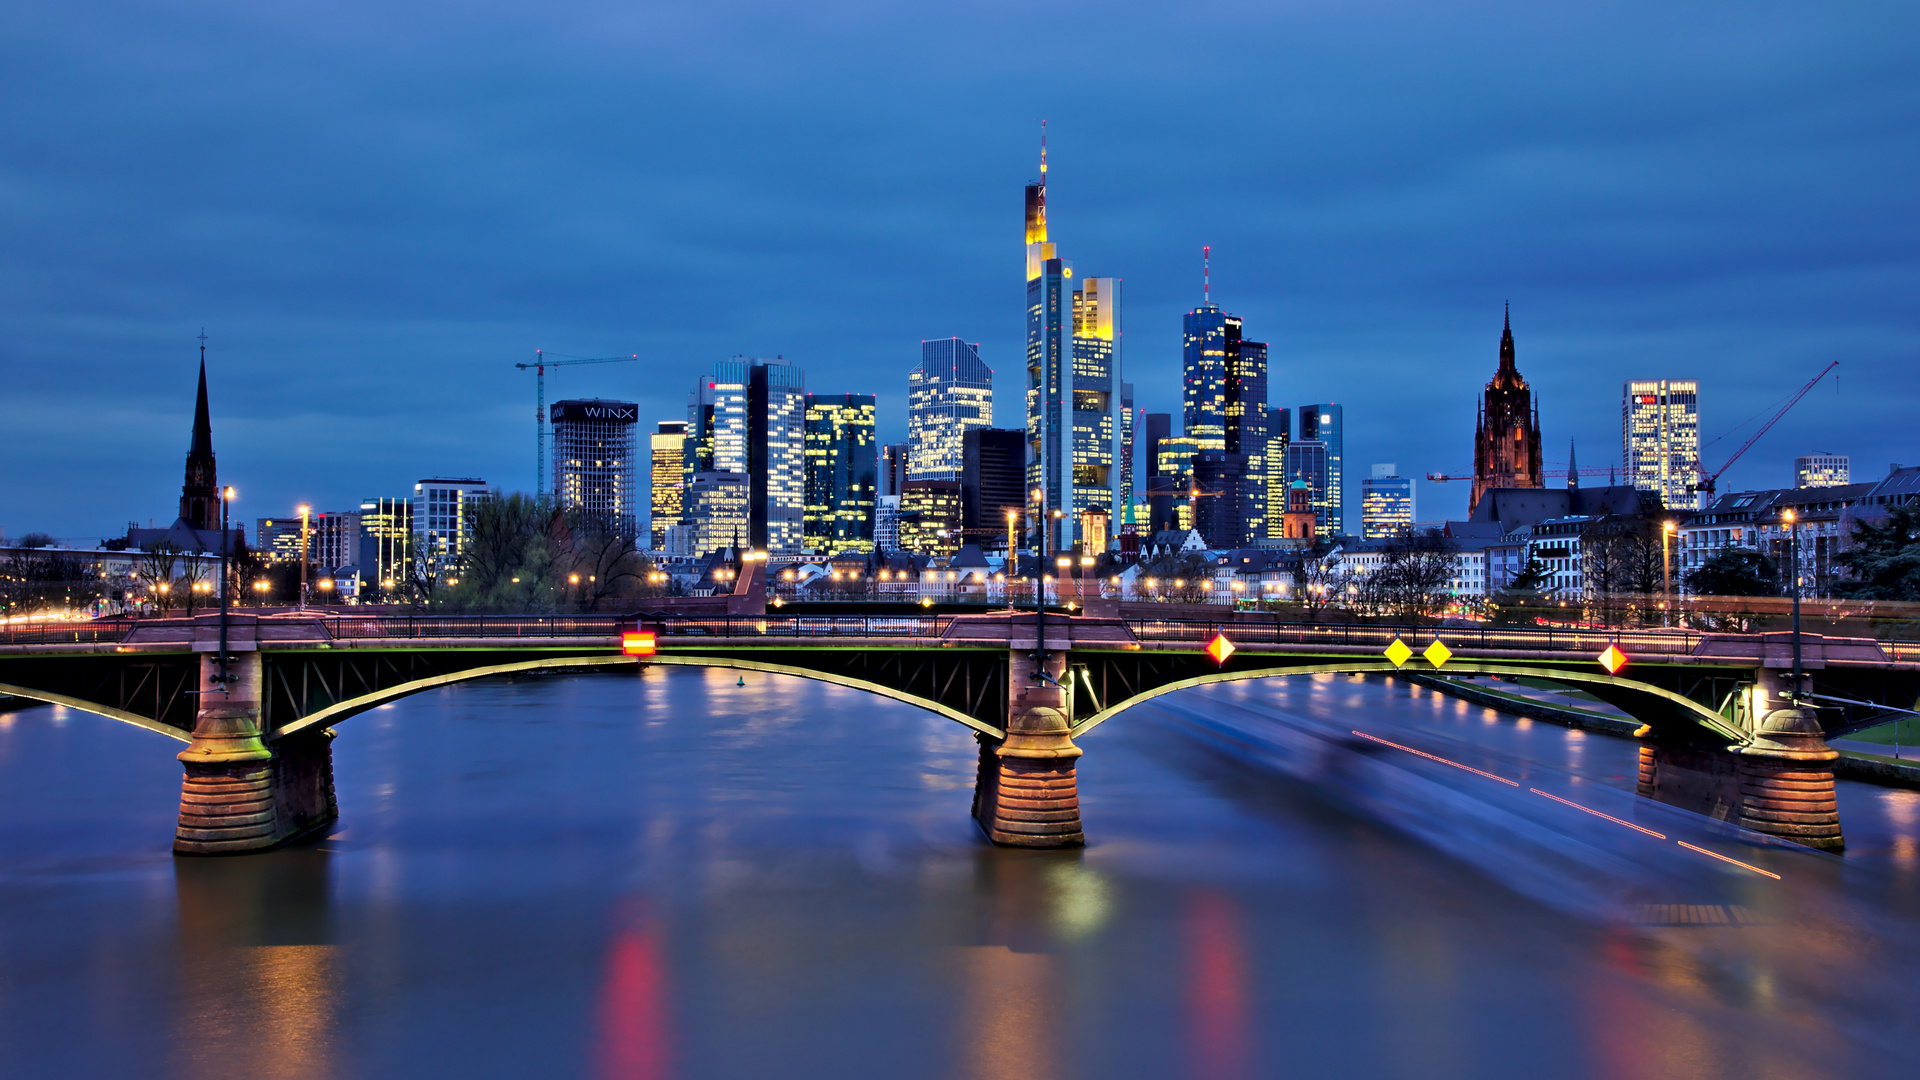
[{"xmin": 4, "ymin": 0, "xmax": 1916, "ymax": 538}]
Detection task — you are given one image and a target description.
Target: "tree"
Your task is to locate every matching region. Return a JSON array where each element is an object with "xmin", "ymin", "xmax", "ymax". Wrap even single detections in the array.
[
  {"xmin": 1137, "ymin": 550, "xmax": 1213, "ymax": 603},
  {"xmin": 17, "ymin": 532, "xmax": 54, "ymax": 550},
  {"xmin": 1295, "ymin": 543, "xmax": 1347, "ymax": 621},
  {"xmin": 1832, "ymin": 504, "xmax": 1920, "ymax": 602},
  {"xmin": 136, "ymin": 543, "xmax": 182, "ymax": 613},
  {"xmin": 1489, "ymin": 554, "xmax": 1557, "ymax": 626},
  {"xmin": 1355, "ymin": 529, "xmax": 1457, "ymax": 622},
  {"xmin": 1684, "ymin": 549, "xmax": 1780, "ymax": 598},
  {"xmin": 1583, "ymin": 514, "xmax": 1664, "ymax": 628}
]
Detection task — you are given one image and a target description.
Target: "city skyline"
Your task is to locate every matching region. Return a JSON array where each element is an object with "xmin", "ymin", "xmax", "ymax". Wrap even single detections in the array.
[{"xmin": 5, "ymin": 4, "xmax": 1916, "ymax": 537}]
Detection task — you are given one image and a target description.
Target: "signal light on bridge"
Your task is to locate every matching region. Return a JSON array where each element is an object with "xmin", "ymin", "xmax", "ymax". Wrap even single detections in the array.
[
  {"xmin": 1598, "ymin": 644, "xmax": 1628, "ymax": 674},
  {"xmin": 622, "ymin": 631, "xmax": 657, "ymax": 657},
  {"xmin": 1384, "ymin": 637, "xmax": 1413, "ymax": 668},
  {"xmin": 1206, "ymin": 633, "xmax": 1236, "ymax": 665}
]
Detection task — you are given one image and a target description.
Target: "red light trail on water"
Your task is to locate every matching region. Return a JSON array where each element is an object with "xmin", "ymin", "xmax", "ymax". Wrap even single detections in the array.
[
  {"xmin": 1529, "ymin": 788, "xmax": 1667, "ymax": 838},
  {"xmin": 1678, "ymin": 842, "xmax": 1782, "ymax": 879}
]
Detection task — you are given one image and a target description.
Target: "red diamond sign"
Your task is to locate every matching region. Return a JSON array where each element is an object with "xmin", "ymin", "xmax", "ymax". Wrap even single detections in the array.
[
  {"xmin": 1598, "ymin": 644, "xmax": 1627, "ymax": 674},
  {"xmin": 1206, "ymin": 633, "xmax": 1236, "ymax": 665}
]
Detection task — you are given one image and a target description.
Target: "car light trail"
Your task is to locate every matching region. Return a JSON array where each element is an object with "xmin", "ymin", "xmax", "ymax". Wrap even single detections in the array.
[
  {"xmin": 1530, "ymin": 788, "xmax": 1667, "ymax": 838},
  {"xmin": 1678, "ymin": 842, "xmax": 1782, "ymax": 880},
  {"xmin": 1351, "ymin": 731, "xmax": 1518, "ymax": 786}
]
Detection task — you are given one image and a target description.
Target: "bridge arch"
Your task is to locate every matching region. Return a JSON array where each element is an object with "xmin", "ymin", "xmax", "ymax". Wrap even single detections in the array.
[
  {"xmin": 1067, "ymin": 661, "xmax": 1745, "ymax": 745},
  {"xmin": 0, "ymin": 682, "xmax": 190, "ymax": 743},
  {"xmin": 267, "ymin": 654, "xmax": 1002, "ymax": 743}
]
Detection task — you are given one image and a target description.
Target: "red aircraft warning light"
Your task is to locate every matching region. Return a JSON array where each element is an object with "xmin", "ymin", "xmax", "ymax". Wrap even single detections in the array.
[{"xmin": 622, "ymin": 631, "xmax": 658, "ymax": 657}]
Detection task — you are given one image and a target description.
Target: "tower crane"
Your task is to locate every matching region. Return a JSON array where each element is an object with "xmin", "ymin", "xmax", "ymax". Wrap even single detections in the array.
[
  {"xmin": 1692, "ymin": 360, "xmax": 1838, "ymax": 499},
  {"xmin": 514, "ymin": 350, "xmax": 640, "ymax": 500}
]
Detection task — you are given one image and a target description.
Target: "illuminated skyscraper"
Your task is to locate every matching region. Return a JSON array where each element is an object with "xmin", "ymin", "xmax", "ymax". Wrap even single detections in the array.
[
  {"xmin": 1361, "ymin": 464, "xmax": 1415, "ymax": 540},
  {"xmin": 1623, "ymin": 379, "xmax": 1701, "ymax": 511},
  {"xmin": 1263, "ymin": 407, "xmax": 1291, "ymax": 540},
  {"xmin": 748, "ymin": 359, "xmax": 807, "ymax": 553},
  {"xmin": 1796, "ymin": 454, "xmax": 1849, "ymax": 489},
  {"xmin": 898, "ymin": 480, "xmax": 962, "ymax": 559},
  {"xmin": 803, "ymin": 393, "xmax": 877, "ymax": 554},
  {"xmin": 649, "ymin": 420, "xmax": 686, "ymax": 549},
  {"xmin": 1299, "ymin": 404, "xmax": 1343, "ymax": 535},
  {"xmin": 1181, "ymin": 252, "xmax": 1266, "ymax": 546},
  {"xmin": 413, "ymin": 477, "xmax": 493, "ymax": 572},
  {"xmin": 1025, "ymin": 130, "xmax": 1072, "ymax": 553},
  {"xmin": 1070, "ymin": 275, "xmax": 1124, "ymax": 528},
  {"xmin": 907, "ymin": 338, "xmax": 992, "ymax": 481},
  {"xmin": 684, "ymin": 472, "xmax": 750, "ymax": 557},
  {"xmin": 1284, "ymin": 441, "xmax": 1330, "ymax": 533},
  {"xmin": 551, "ymin": 399, "xmax": 637, "ymax": 533},
  {"xmin": 685, "ymin": 360, "xmax": 749, "ymax": 481}
]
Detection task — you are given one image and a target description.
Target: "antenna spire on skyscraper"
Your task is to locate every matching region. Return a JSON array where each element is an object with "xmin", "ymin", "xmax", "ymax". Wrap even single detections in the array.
[{"xmin": 1203, "ymin": 246, "xmax": 1211, "ymax": 305}]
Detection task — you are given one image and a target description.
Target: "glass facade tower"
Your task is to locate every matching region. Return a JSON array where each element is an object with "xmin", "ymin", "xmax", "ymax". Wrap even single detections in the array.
[
  {"xmin": 1623, "ymin": 379, "xmax": 1701, "ymax": 511},
  {"xmin": 1361, "ymin": 464, "xmax": 1415, "ymax": 539},
  {"xmin": 1299, "ymin": 404, "xmax": 1344, "ymax": 535},
  {"xmin": 907, "ymin": 338, "xmax": 992, "ymax": 481},
  {"xmin": 1070, "ymin": 275, "xmax": 1123, "ymax": 533},
  {"xmin": 649, "ymin": 420, "xmax": 686, "ymax": 549},
  {"xmin": 551, "ymin": 399, "xmax": 638, "ymax": 534},
  {"xmin": 803, "ymin": 393, "xmax": 878, "ymax": 554}
]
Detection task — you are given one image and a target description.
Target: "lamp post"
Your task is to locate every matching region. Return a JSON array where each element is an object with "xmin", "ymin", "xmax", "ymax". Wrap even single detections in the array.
[
  {"xmin": 297, "ymin": 504, "xmax": 312, "ymax": 611},
  {"xmin": 1784, "ymin": 507, "xmax": 1802, "ymax": 703},
  {"xmin": 217, "ymin": 486, "xmax": 234, "ymax": 694},
  {"xmin": 1661, "ymin": 520, "xmax": 1676, "ymax": 628}
]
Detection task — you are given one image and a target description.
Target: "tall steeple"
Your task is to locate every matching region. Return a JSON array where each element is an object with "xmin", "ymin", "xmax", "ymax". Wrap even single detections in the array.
[
  {"xmin": 179, "ymin": 332, "xmax": 220, "ymax": 532},
  {"xmin": 1469, "ymin": 306, "xmax": 1545, "ymax": 514},
  {"xmin": 1567, "ymin": 438, "xmax": 1579, "ymax": 490}
]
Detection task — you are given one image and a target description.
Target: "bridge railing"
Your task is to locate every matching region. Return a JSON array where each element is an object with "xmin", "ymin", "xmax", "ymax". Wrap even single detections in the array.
[
  {"xmin": 1125, "ymin": 619, "xmax": 1707, "ymax": 655},
  {"xmin": 0, "ymin": 619, "xmax": 140, "ymax": 645},
  {"xmin": 321, "ymin": 615, "xmax": 630, "ymax": 639}
]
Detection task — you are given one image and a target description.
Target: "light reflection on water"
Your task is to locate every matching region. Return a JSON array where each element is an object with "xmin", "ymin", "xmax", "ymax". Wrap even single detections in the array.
[{"xmin": 0, "ymin": 668, "xmax": 1915, "ymax": 1078}]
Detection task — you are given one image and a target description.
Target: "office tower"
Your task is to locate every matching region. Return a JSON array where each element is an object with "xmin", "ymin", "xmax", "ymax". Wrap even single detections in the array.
[
  {"xmin": 1157, "ymin": 434, "xmax": 1201, "ymax": 485},
  {"xmin": 1142, "ymin": 413, "xmax": 1171, "ymax": 477},
  {"xmin": 1181, "ymin": 255, "xmax": 1266, "ymax": 546},
  {"xmin": 1117, "ymin": 389, "xmax": 1137, "ymax": 525},
  {"xmin": 357, "ymin": 497, "xmax": 413, "ymax": 590},
  {"xmin": 254, "ymin": 518, "xmax": 304, "ymax": 564},
  {"xmin": 685, "ymin": 359, "xmax": 749, "ymax": 482},
  {"xmin": 1192, "ymin": 452, "xmax": 1251, "ymax": 549},
  {"xmin": 551, "ymin": 398, "xmax": 638, "ymax": 533},
  {"xmin": 1070, "ymin": 276, "xmax": 1124, "ymax": 527},
  {"xmin": 1298, "ymin": 404, "xmax": 1344, "ymax": 535},
  {"xmin": 1025, "ymin": 130, "xmax": 1072, "ymax": 553},
  {"xmin": 1623, "ymin": 379, "xmax": 1701, "ymax": 511},
  {"xmin": 962, "ymin": 428, "xmax": 1027, "ymax": 542},
  {"xmin": 649, "ymin": 421, "xmax": 686, "ymax": 549},
  {"xmin": 1263, "ymin": 407, "xmax": 1291, "ymax": 539},
  {"xmin": 313, "ymin": 511, "xmax": 361, "ymax": 570},
  {"xmin": 1284, "ymin": 441, "xmax": 1330, "ymax": 532},
  {"xmin": 1227, "ymin": 338, "xmax": 1268, "ymax": 543},
  {"xmin": 873, "ymin": 495, "xmax": 901, "ymax": 552},
  {"xmin": 413, "ymin": 478, "xmax": 492, "ymax": 573},
  {"xmin": 1361, "ymin": 464, "xmax": 1415, "ymax": 540},
  {"xmin": 907, "ymin": 338, "xmax": 993, "ymax": 481},
  {"xmin": 880, "ymin": 443, "xmax": 909, "ymax": 497},
  {"xmin": 684, "ymin": 472, "xmax": 750, "ymax": 557},
  {"xmin": 1470, "ymin": 307, "xmax": 1545, "ymax": 514},
  {"xmin": 803, "ymin": 394, "xmax": 878, "ymax": 554},
  {"xmin": 1796, "ymin": 454, "xmax": 1850, "ymax": 489},
  {"xmin": 898, "ymin": 480, "xmax": 962, "ymax": 559},
  {"xmin": 749, "ymin": 360, "xmax": 807, "ymax": 553}
]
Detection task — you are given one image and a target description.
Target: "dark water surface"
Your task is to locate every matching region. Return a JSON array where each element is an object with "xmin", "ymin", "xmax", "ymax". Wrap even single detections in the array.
[{"xmin": 2, "ymin": 668, "xmax": 1917, "ymax": 1078}]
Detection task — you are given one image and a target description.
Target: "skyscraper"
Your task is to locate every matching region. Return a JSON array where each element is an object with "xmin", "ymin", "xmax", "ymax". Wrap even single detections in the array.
[
  {"xmin": 1284, "ymin": 441, "xmax": 1330, "ymax": 533},
  {"xmin": 907, "ymin": 338, "xmax": 993, "ymax": 481},
  {"xmin": 357, "ymin": 497, "xmax": 412, "ymax": 593},
  {"xmin": 684, "ymin": 472, "xmax": 750, "ymax": 557},
  {"xmin": 1117, "ymin": 389, "xmax": 1137, "ymax": 525},
  {"xmin": 1025, "ymin": 132, "xmax": 1072, "ymax": 553},
  {"xmin": 898, "ymin": 481, "xmax": 962, "ymax": 559},
  {"xmin": 649, "ymin": 420, "xmax": 686, "ymax": 549},
  {"xmin": 685, "ymin": 360, "xmax": 749, "ymax": 481},
  {"xmin": 1796, "ymin": 454, "xmax": 1850, "ymax": 489},
  {"xmin": 1623, "ymin": 379, "xmax": 1701, "ymax": 511},
  {"xmin": 1263, "ymin": 407, "xmax": 1291, "ymax": 540},
  {"xmin": 879, "ymin": 443, "xmax": 909, "ymax": 497},
  {"xmin": 1142, "ymin": 412, "xmax": 1171, "ymax": 480},
  {"xmin": 551, "ymin": 399, "xmax": 638, "ymax": 534},
  {"xmin": 1181, "ymin": 254, "xmax": 1266, "ymax": 546},
  {"xmin": 1299, "ymin": 404, "xmax": 1343, "ymax": 535},
  {"xmin": 1470, "ymin": 308, "xmax": 1545, "ymax": 514},
  {"xmin": 749, "ymin": 359, "xmax": 807, "ymax": 553},
  {"xmin": 962, "ymin": 428, "xmax": 1027, "ymax": 544},
  {"xmin": 803, "ymin": 393, "xmax": 877, "ymax": 554},
  {"xmin": 1361, "ymin": 464, "xmax": 1415, "ymax": 540},
  {"xmin": 1069, "ymin": 275, "xmax": 1124, "ymax": 529}
]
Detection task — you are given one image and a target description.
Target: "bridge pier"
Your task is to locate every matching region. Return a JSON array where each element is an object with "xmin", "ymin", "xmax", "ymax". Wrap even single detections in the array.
[
  {"xmin": 972, "ymin": 640, "xmax": 1085, "ymax": 848},
  {"xmin": 174, "ymin": 629, "xmax": 337, "ymax": 855},
  {"xmin": 1636, "ymin": 667, "xmax": 1843, "ymax": 852}
]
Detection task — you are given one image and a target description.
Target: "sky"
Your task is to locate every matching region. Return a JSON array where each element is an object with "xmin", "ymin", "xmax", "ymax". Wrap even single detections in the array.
[{"xmin": 4, "ymin": 0, "xmax": 1917, "ymax": 540}]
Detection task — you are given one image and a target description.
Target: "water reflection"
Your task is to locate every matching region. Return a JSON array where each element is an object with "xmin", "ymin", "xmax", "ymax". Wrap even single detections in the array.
[
  {"xmin": 596, "ymin": 903, "xmax": 671, "ymax": 1080},
  {"xmin": 1183, "ymin": 891, "xmax": 1250, "ymax": 1080},
  {"xmin": 171, "ymin": 850, "xmax": 339, "ymax": 1080}
]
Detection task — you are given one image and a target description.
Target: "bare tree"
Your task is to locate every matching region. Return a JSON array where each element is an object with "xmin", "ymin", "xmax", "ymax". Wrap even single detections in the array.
[{"xmin": 135, "ymin": 543, "xmax": 182, "ymax": 614}]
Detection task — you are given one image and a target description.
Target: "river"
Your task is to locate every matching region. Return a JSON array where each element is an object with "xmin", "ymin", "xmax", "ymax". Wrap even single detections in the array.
[{"xmin": 1, "ymin": 667, "xmax": 1916, "ymax": 1078}]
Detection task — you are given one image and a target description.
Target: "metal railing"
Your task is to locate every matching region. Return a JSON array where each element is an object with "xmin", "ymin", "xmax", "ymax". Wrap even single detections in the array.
[
  {"xmin": 0, "ymin": 619, "xmax": 140, "ymax": 645},
  {"xmin": 1123, "ymin": 619, "xmax": 1707, "ymax": 655}
]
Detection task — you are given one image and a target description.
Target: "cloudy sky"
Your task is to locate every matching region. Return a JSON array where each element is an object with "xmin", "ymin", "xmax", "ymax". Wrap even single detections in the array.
[{"xmin": 4, "ymin": 0, "xmax": 1916, "ymax": 539}]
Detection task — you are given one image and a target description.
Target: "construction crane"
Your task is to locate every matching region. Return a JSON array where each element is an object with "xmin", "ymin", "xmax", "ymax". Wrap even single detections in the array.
[
  {"xmin": 514, "ymin": 350, "xmax": 640, "ymax": 500},
  {"xmin": 1424, "ymin": 467, "xmax": 1614, "ymax": 483},
  {"xmin": 1692, "ymin": 360, "xmax": 1838, "ymax": 499}
]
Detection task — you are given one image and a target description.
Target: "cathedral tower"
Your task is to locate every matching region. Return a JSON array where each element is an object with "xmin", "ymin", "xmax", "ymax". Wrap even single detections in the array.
[
  {"xmin": 1469, "ymin": 306, "xmax": 1544, "ymax": 514},
  {"xmin": 179, "ymin": 343, "xmax": 220, "ymax": 532}
]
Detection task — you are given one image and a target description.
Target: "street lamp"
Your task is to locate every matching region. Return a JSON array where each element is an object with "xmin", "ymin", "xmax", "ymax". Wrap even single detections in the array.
[
  {"xmin": 1783, "ymin": 507, "xmax": 1802, "ymax": 703},
  {"xmin": 1661, "ymin": 520, "xmax": 1677, "ymax": 627},
  {"xmin": 297, "ymin": 504, "xmax": 311, "ymax": 610}
]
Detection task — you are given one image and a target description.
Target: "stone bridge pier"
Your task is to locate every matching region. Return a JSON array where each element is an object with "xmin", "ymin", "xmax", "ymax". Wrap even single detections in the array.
[
  {"xmin": 1637, "ymin": 663, "xmax": 1844, "ymax": 852},
  {"xmin": 174, "ymin": 619, "xmax": 337, "ymax": 855},
  {"xmin": 971, "ymin": 618, "xmax": 1085, "ymax": 848}
]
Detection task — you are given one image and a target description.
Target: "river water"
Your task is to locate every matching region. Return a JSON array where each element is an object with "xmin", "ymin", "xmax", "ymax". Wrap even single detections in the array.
[{"xmin": 2, "ymin": 668, "xmax": 1917, "ymax": 1078}]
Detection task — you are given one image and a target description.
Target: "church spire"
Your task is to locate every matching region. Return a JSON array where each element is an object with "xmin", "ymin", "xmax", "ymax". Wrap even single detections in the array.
[
  {"xmin": 189, "ymin": 345, "xmax": 213, "ymax": 458},
  {"xmin": 1497, "ymin": 302, "xmax": 1517, "ymax": 375},
  {"xmin": 179, "ymin": 331, "xmax": 219, "ymax": 532},
  {"xmin": 1567, "ymin": 438, "xmax": 1579, "ymax": 490}
]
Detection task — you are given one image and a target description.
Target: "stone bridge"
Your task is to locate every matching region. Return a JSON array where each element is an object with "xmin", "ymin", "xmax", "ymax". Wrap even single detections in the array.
[{"xmin": 2, "ymin": 611, "xmax": 1915, "ymax": 856}]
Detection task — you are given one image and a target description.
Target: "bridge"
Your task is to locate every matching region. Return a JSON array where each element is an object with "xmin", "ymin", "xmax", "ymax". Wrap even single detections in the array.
[{"xmin": 3, "ymin": 611, "xmax": 1915, "ymax": 855}]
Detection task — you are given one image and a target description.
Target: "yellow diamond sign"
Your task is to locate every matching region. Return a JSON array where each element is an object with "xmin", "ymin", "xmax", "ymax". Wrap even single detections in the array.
[
  {"xmin": 1206, "ymin": 633, "xmax": 1236, "ymax": 665},
  {"xmin": 1598, "ymin": 643, "xmax": 1628, "ymax": 674},
  {"xmin": 1423, "ymin": 639, "xmax": 1453, "ymax": 668},
  {"xmin": 1384, "ymin": 637, "xmax": 1413, "ymax": 668}
]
